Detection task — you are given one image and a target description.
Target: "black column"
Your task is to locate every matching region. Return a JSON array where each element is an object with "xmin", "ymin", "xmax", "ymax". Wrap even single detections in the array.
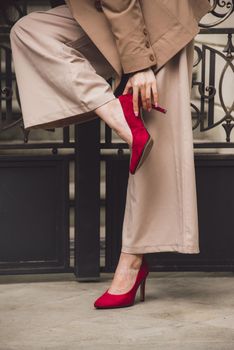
[{"xmin": 74, "ymin": 118, "xmax": 101, "ymax": 280}]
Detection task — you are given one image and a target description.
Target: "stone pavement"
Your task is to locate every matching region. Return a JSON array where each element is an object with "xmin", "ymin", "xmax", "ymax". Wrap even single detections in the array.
[{"xmin": 0, "ymin": 271, "xmax": 234, "ymax": 350}]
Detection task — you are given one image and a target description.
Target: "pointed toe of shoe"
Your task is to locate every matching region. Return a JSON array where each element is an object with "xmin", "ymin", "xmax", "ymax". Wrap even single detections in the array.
[
  {"xmin": 93, "ymin": 290, "xmax": 133, "ymax": 309},
  {"xmin": 93, "ymin": 290, "xmax": 109, "ymax": 308}
]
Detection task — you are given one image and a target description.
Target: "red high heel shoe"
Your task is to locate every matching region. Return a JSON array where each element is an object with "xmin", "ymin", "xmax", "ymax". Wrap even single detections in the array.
[
  {"xmin": 93, "ymin": 256, "xmax": 149, "ymax": 309},
  {"xmin": 118, "ymin": 93, "xmax": 167, "ymax": 174}
]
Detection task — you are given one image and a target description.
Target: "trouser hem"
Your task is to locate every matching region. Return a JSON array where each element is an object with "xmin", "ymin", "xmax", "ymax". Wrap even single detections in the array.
[
  {"xmin": 121, "ymin": 244, "xmax": 200, "ymax": 254},
  {"xmin": 24, "ymin": 95, "xmax": 116, "ymax": 130}
]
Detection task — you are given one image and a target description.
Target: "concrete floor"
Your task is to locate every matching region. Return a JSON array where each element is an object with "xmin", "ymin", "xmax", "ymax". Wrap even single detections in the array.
[{"xmin": 0, "ymin": 271, "xmax": 234, "ymax": 350}]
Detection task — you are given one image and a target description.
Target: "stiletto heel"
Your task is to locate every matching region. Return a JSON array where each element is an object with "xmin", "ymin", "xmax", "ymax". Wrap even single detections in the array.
[
  {"xmin": 140, "ymin": 277, "xmax": 146, "ymax": 302},
  {"xmin": 94, "ymin": 256, "xmax": 149, "ymax": 309},
  {"xmin": 151, "ymin": 103, "xmax": 167, "ymax": 114},
  {"xmin": 138, "ymin": 98, "xmax": 167, "ymax": 114}
]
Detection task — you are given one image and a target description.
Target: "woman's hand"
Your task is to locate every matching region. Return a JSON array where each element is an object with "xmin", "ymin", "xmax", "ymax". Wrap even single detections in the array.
[{"xmin": 123, "ymin": 67, "xmax": 158, "ymax": 116}]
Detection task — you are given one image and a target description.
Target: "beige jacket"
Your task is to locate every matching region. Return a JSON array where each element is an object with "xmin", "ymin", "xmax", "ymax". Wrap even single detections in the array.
[{"xmin": 64, "ymin": 0, "xmax": 212, "ymax": 90}]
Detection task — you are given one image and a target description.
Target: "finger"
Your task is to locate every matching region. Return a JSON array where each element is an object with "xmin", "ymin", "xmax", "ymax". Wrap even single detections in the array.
[
  {"xmin": 140, "ymin": 84, "xmax": 147, "ymax": 110},
  {"xmin": 123, "ymin": 81, "xmax": 132, "ymax": 95},
  {"xmin": 145, "ymin": 83, "xmax": 152, "ymax": 111},
  {"xmin": 133, "ymin": 86, "xmax": 139, "ymax": 116},
  {"xmin": 151, "ymin": 80, "xmax": 158, "ymax": 107},
  {"xmin": 122, "ymin": 87, "xmax": 128, "ymax": 95}
]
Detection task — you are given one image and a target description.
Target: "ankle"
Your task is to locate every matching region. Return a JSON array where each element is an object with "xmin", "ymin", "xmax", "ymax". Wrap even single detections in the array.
[
  {"xmin": 120, "ymin": 252, "xmax": 143, "ymax": 269},
  {"xmin": 115, "ymin": 128, "xmax": 133, "ymax": 147},
  {"xmin": 95, "ymin": 98, "xmax": 133, "ymax": 146}
]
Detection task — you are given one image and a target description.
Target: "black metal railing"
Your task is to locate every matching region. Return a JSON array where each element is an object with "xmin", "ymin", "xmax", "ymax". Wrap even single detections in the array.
[{"xmin": 1, "ymin": 0, "xmax": 233, "ymax": 146}]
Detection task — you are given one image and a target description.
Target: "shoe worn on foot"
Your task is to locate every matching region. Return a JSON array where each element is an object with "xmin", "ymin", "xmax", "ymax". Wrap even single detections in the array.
[{"xmin": 93, "ymin": 256, "xmax": 149, "ymax": 309}]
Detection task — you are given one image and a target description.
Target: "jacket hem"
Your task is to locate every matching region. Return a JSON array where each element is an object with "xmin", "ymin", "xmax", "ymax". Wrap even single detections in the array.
[
  {"xmin": 121, "ymin": 53, "xmax": 157, "ymax": 74},
  {"xmin": 152, "ymin": 22, "xmax": 199, "ymax": 75}
]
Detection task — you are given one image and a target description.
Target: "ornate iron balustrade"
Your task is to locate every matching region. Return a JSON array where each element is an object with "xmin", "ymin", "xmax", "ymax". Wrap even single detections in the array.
[
  {"xmin": 192, "ymin": 0, "xmax": 234, "ymax": 144},
  {"xmin": 0, "ymin": 0, "xmax": 234, "ymax": 149},
  {"xmin": 192, "ymin": 36, "xmax": 234, "ymax": 143},
  {"xmin": 200, "ymin": 0, "xmax": 234, "ymax": 28}
]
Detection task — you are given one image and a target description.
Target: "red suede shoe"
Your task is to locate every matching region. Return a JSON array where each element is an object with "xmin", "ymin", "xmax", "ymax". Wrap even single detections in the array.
[
  {"xmin": 118, "ymin": 93, "xmax": 166, "ymax": 174},
  {"xmin": 93, "ymin": 256, "xmax": 149, "ymax": 309}
]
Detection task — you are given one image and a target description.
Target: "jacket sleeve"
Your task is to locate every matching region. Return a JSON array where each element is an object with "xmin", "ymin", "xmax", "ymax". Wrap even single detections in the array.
[{"xmin": 100, "ymin": 0, "xmax": 157, "ymax": 74}]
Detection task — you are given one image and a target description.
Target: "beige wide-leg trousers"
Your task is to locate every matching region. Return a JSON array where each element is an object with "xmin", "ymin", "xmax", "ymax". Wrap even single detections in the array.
[{"xmin": 10, "ymin": 4, "xmax": 200, "ymax": 254}]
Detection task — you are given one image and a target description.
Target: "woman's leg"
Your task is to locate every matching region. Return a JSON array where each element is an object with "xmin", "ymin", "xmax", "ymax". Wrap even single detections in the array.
[
  {"xmin": 94, "ymin": 99, "xmax": 132, "ymax": 146},
  {"xmin": 9, "ymin": 4, "xmax": 132, "ymax": 145},
  {"xmin": 10, "ymin": 4, "xmax": 140, "ymax": 292},
  {"xmin": 107, "ymin": 40, "xmax": 198, "ymax": 294},
  {"xmin": 121, "ymin": 39, "xmax": 200, "ymax": 255}
]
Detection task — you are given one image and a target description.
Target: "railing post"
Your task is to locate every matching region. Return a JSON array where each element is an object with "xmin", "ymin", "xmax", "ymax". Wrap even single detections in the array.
[{"xmin": 74, "ymin": 117, "xmax": 101, "ymax": 281}]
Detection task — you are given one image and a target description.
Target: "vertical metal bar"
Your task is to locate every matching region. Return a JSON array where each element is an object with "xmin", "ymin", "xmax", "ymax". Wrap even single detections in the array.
[
  {"xmin": 0, "ymin": 47, "xmax": 2, "ymax": 129},
  {"xmin": 63, "ymin": 126, "xmax": 70, "ymax": 146},
  {"xmin": 5, "ymin": 47, "xmax": 12, "ymax": 124},
  {"xmin": 201, "ymin": 45, "xmax": 206, "ymax": 130},
  {"xmin": 105, "ymin": 124, "xmax": 112, "ymax": 144},
  {"xmin": 74, "ymin": 117, "xmax": 101, "ymax": 280},
  {"xmin": 208, "ymin": 50, "xmax": 215, "ymax": 127},
  {"xmin": 105, "ymin": 157, "xmax": 129, "ymax": 272}
]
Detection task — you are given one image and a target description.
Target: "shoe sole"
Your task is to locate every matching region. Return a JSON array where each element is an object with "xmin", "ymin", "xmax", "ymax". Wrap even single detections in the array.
[
  {"xmin": 133, "ymin": 135, "xmax": 154, "ymax": 174},
  {"xmin": 94, "ymin": 302, "xmax": 134, "ymax": 309}
]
